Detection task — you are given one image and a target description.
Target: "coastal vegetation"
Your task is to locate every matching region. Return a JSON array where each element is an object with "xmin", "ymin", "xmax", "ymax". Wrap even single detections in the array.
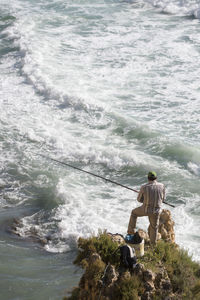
[{"xmin": 64, "ymin": 231, "xmax": 200, "ymax": 300}]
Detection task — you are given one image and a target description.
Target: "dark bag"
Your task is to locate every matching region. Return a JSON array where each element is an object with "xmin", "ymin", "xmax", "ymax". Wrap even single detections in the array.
[
  {"xmin": 119, "ymin": 245, "xmax": 137, "ymax": 269},
  {"xmin": 125, "ymin": 232, "xmax": 143, "ymax": 244}
]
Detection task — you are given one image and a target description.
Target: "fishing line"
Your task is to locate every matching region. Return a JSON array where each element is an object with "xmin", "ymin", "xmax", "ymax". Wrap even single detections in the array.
[{"xmin": 38, "ymin": 154, "xmax": 175, "ymax": 208}]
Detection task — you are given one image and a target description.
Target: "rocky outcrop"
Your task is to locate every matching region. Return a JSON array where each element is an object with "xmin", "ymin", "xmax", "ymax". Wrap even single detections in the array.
[
  {"xmin": 107, "ymin": 233, "xmax": 125, "ymax": 245},
  {"xmin": 158, "ymin": 209, "xmax": 175, "ymax": 243},
  {"xmin": 65, "ymin": 212, "xmax": 200, "ymax": 300},
  {"xmin": 66, "ymin": 246, "xmax": 182, "ymax": 300},
  {"xmin": 9, "ymin": 218, "xmax": 50, "ymax": 246},
  {"xmin": 138, "ymin": 229, "xmax": 150, "ymax": 243},
  {"xmin": 137, "ymin": 209, "xmax": 175, "ymax": 244},
  {"xmin": 102, "ymin": 264, "xmax": 119, "ymax": 287}
]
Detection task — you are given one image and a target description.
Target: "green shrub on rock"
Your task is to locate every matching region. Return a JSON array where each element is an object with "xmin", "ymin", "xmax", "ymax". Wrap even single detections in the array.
[
  {"xmin": 65, "ymin": 233, "xmax": 200, "ymax": 300},
  {"xmin": 113, "ymin": 275, "xmax": 144, "ymax": 300},
  {"xmin": 140, "ymin": 240, "xmax": 200, "ymax": 299},
  {"xmin": 192, "ymin": 280, "xmax": 200, "ymax": 298},
  {"xmin": 74, "ymin": 231, "xmax": 120, "ymax": 267}
]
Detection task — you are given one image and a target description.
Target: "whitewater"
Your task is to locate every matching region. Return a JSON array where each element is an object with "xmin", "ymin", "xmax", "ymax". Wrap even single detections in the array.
[{"xmin": 0, "ymin": 0, "xmax": 200, "ymax": 299}]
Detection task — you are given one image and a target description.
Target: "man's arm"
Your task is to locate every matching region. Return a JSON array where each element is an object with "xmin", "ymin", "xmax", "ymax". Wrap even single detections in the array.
[
  {"xmin": 162, "ymin": 185, "xmax": 166, "ymax": 202},
  {"xmin": 137, "ymin": 186, "xmax": 144, "ymax": 203}
]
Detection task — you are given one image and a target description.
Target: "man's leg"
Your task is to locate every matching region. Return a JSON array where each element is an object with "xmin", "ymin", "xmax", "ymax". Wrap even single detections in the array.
[
  {"xmin": 127, "ymin": 206, "xmax": 146, "ymax": 234},
  {"xmin": 148, "ymin": 213, "xmax": 160, "ymax": 245}
]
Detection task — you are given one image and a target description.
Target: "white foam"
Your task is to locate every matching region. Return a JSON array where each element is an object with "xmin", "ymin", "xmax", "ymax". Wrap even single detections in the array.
[
  {"xmin": 1, "ymin": 0, "xmax": 200, "ymax": 261},
  {"xmin": 193, "ymin": 8, "xmax": 200, "ymax": 19},
  {"xmin": 174, "ymin": 199, "xmax": 200, "ymax": 262},
  {"xmin": 146, "ymin": 0, "xmax": 200, "ymax": 17},
  {"xmin": 188, "ymin": 162, "xmax": 200, "ymax": 176}
]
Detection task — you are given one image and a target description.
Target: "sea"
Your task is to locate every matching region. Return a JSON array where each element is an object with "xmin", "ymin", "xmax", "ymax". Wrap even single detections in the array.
[{"xmin": 0, "ymin": 0, "xmax": 200, "ymax": 299}]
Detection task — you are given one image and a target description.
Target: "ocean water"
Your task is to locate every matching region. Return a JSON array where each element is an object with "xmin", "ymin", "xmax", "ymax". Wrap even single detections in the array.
[{"xmin": 0, "ymin": 0, "xmax": 200, "ymax": 298}]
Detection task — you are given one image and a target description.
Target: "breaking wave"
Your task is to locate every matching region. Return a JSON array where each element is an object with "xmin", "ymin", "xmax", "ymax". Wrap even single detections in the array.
[{"xmin": 146, "ymin": 0, "xmax": 200, "ymax": 18}]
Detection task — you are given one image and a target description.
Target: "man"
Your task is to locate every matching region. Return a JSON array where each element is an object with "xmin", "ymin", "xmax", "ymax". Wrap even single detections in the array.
[{"xmin": 127, "ymin": 171, "xmax": 165, "ymax": 245}]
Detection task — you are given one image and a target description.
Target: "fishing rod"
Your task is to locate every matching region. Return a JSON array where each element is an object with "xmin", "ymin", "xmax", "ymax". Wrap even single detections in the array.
[{"xmin": 38, "ymin": 154, "xmax": 175, "ymax": 208}]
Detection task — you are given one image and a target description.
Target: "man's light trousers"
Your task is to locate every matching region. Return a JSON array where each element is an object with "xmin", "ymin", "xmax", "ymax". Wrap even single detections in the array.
[{"xmin": 127, "ymin": 205, "xmax": 160, "ymax": 245}]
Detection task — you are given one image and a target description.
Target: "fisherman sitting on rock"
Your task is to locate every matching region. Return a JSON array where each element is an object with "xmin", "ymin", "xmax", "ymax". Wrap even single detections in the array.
[{"xmin": 127, "ymin": 171, "xmax": 165, "ymax": 245}]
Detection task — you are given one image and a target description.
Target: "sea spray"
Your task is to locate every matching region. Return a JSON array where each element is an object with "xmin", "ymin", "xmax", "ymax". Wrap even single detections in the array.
[{"xmin": 0, "ymin": 0, "xmax": 200, "ymax": 299}]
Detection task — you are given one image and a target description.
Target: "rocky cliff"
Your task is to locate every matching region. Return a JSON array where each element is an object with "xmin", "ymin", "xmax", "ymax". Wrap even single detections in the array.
[{"xmin": 64, "ymin": 210, "xmax": 200, "ymax": 300}]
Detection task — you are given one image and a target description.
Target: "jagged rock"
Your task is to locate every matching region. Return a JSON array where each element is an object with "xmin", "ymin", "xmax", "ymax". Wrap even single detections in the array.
[
  {"xmin": 160, "ymin": 224, "xmax": 168, "ymax": 240},
  {"xmin": 138, "ymin": 229, "xmax": 150, "ymax": 243},
  {"xmin": 39, "ymin": 238, "xmax": 48, "ymax": 246},
  {"xmin": 107, "ymin": 233, "xmax": 125, "ymax": 245},
  {"xmin": 155, "ymin": 272, "xmax": 164, "ymax": 288},
  {"xmin": 155, "ymin": 267, "xmax": 171, "ymax": 290},
  {"xmin": 9, "ymin": 218, "xmax": 22, "ymax": 236},
  {"xmin": 143, "ymin": 269, "xmax": 155, "ymax": 282},
  {"xmin": 13, "ymin": 218, "xmax": 22, "ymax": 226},
  {"xmin": 89, "ymin": 252, "xmax": 101, "ymax": 263},
  {"xmin": 139, "ymin": 209, "xmax": 175, "ymax": 244},
  {"xmin": 141, "ymin": 291, "xmax": 153, "ymax": 300},
  {"xmin": 160, "ymin": 279, "xmax": 172, "ymax": 291},
  {"xmin": 157, "ymin": 232, "xmax": 162, "ymax": 240},
  {"xmin": 103, "ymin": 264, "xmax": 118, "ymax": 287},
  {"xmin": 65, "ymin": 213, "xmax": 200, "ymax": 300},
  {"xmin": 143, "ymin": 269, "xmax": 155, "ymax": 293},
  {"xmin": 158, "ymin": 209, "xmax": 175, "ymax": 243},
  {"xmin": 9, "ymin": 219, "xmax": 53, "ymax": 247},
  {"xmin": 144, "ymin": 281, "xmax": 155, "ymax": 292},
  {"xmin": 133, "ymin": 263, "xmax": 145, "ymax": 277},
  {"xmin": 122, "ymin": 270, "xmax": 131, "ymax": 280}
]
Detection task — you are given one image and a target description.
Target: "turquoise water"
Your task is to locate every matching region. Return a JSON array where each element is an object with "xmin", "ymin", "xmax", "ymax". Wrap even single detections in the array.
[{"xmin": 1, "ymin": 0, "xmax": 200, "ymax": 299}]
